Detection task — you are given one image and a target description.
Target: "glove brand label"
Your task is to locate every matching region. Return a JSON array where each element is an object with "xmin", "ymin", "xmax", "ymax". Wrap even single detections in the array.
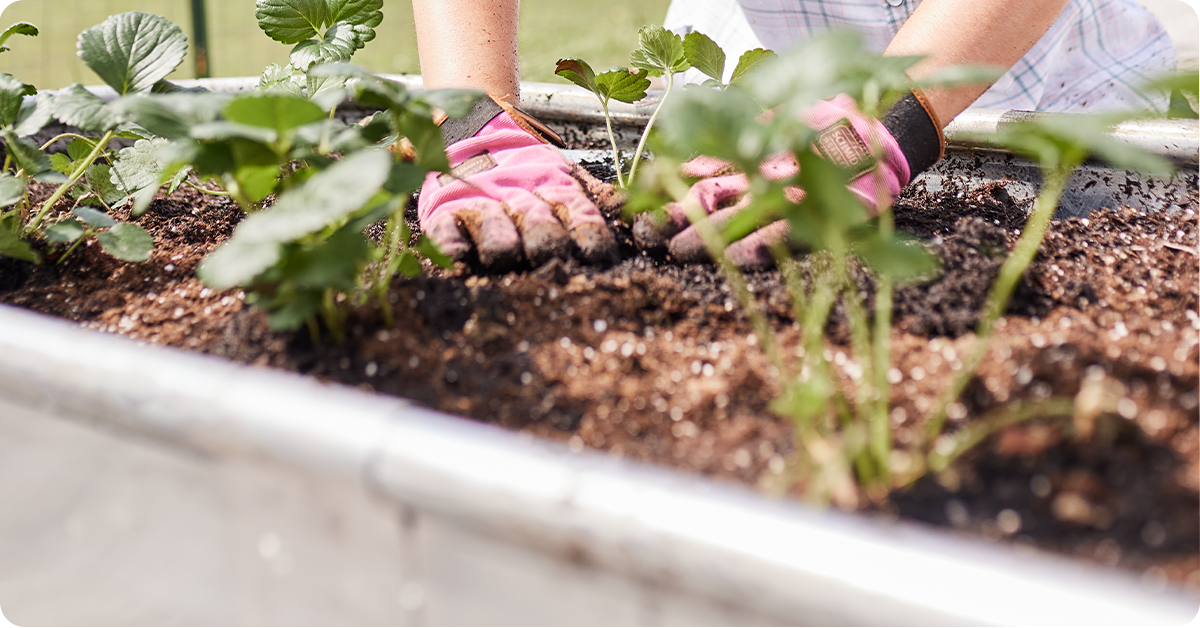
[
  {"xmin": 815, "ymin": 121, "xmax": 876, "ymax": 178},
  {"xmin": 438, "ymin": 151, "xmax": 498, "ymax": 186}
]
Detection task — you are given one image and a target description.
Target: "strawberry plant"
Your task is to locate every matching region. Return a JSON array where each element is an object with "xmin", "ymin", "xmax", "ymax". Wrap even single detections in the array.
[
  {"xmin": 629, "ymin": 30, "xmax": 1178, "ymax": 506},
  {"xmin": 555, "ymin": 26, "xmax": 775, "ymax": 187},
  {"xmin": 922, "ymin": 112, "xmax": 1173, "ymax": 471},
  {"xmin": 0, "ymin": 12, "xmax": 194, "ymax": 264}
]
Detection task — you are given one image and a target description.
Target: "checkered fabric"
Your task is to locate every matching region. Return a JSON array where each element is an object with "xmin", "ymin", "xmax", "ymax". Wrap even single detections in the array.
[{"xmin": 667, "ymin": 0, "xmax": 1176, "ymax": 113}]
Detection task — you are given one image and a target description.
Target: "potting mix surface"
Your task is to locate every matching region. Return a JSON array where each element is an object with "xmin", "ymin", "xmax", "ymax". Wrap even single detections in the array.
[{"xmin": 2, "ymin": 167, "xmax": 1197, "ymax": 593}]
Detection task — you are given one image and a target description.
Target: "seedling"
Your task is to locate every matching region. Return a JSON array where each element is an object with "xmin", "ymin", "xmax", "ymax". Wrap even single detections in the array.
[
  {"xmin": 630, "ymin": 31, "xmax": 1013, "ymax": 505},
  {"xmin": 555, "ymin": 25, "xmax": 775, "ymax": 187},
  {"xmin": 922, "ymin": 112, "xmax": 1173, "ymax": 469},
  {"xmin": 254, "ymin": 0, "xmax": 383, "ymax": 108},
  {"xmin": 0, "ymin": 13, "xmax": 188, "ymax": 264}
]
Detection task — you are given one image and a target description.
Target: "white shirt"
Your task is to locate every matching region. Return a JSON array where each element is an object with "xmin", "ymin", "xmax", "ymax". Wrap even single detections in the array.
[{"xmin": 665, "ymin": 0, "xmax": 1176, "ymax": 112}]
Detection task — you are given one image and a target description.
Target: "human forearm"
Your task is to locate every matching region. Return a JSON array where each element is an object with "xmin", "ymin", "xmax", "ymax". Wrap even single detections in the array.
[
  {"xmin": 884, "ymin": 0, "xmax": 1070, "ymax": 125},
  {"xmin": 412, "ymin": 0, "xmax": 521, "ymax": 103}
]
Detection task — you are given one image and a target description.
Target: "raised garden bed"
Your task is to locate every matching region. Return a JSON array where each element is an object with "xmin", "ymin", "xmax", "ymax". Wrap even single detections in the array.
[{"xmin": 2, "ymin": 74, "xmax": 1198, "ymax": 610}]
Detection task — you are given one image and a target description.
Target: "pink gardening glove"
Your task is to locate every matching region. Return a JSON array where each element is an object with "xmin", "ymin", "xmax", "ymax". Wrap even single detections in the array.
[
  {"xmin": 418, "ymin": 97, "xmax": 617, "ymax": 268},
  {"xmin": 635, "ymin": 92, "xmax": 942, "ymax": 269}
]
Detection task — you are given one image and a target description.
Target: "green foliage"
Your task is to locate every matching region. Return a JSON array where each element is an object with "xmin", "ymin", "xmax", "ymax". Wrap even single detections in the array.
[
  {"xmin": 632, "ymin": 31, "xmax": 1024, "ymax": 504},
  {"xmin": 555, "ymin": 25, "xmax": 776, "ymax": 188},
  {"xmin": 729, "ymin": 48, "xmax": 777, "ymax": 86},
  {"xmin": 0, "ymin": 174, "xmax": 23, "ymax": 207},
  {"xmin": 0, "ymin": 22, "xmax": 37, "ymax": 54},
  {"xmin": 76, "ymin": 12, "xmax": 188, "ymax": 96},
  {"xmin": 198, "ymin": 149, "xmax": 395, "ymax": 332},
  {"xmin": 52, "ymin": 84, "xmax": 119, "ymax": 132},
  {"xmin": 682, "ymin": 32, "xmax": 723, "ymax": 84},
  {"xmin": 629, "ymin": 25, "xmax": 689, "ymax": 77}
]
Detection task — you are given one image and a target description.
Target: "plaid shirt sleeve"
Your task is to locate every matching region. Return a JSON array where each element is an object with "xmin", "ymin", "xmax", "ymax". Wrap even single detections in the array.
[{"xmin": 674, "ymin": 0, "xmax": 1177, "ymax": 113}]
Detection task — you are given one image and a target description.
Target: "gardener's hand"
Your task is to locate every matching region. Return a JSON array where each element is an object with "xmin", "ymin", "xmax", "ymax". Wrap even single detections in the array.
[
  {"xmin": 634, "ymin": 92, "xmax": 944, "ymax": 269},
  {"xmin": 418, "ymin": 96, "xmax": 619, "ymax": 268}
]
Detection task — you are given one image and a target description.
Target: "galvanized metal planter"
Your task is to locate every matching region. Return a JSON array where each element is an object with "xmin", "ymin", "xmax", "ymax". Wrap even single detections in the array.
[{"xmin": 1, "ymin": 79, "xmax": 1197, "ymax": 625}]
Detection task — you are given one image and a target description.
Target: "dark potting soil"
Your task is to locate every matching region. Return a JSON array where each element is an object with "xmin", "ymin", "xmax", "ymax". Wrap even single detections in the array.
[{"xmin": 2, "ymin": 173, "xmax": 1198, "ymax": 593}]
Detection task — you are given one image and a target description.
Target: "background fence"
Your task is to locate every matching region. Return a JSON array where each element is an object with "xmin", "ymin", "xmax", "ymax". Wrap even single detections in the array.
[{"xmin": 0, "ymin": 0, "xmax": 672, "ymax": 90}]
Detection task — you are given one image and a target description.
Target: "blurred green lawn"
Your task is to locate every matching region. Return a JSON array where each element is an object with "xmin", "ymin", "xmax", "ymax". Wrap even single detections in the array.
[{"xmin": 0, "ymin": 0, "xmax": 670, "ymax": 90}]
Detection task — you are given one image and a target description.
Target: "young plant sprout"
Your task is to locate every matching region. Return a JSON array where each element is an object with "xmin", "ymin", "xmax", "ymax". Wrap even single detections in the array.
[
  {"xmin": 0, "ymin": 12, "xmax": 189, "ymax": 265},
  {"xmin": 634, "ymin": 29, "xmax": 1178, "ymax": 504},
  {"xmin": 921, "ymin": 111, "xmax": 1173, "ymax": 471},
  {"xmin": 556, "ymin": 25, "xmax": 775, "ymax": 187}
]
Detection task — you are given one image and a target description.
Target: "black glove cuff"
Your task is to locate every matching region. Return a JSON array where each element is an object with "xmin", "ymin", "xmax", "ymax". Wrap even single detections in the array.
[
  {"xmin": 439, "ymin": 96, "xmax": 506, "ymax": 146},
  {"xmin": 439, "ymin": 95, "xmax": 566, "ymax": 148},
  {"xmin": 880, "ymin": 91, "xmax": 944, "ymax": 180}
]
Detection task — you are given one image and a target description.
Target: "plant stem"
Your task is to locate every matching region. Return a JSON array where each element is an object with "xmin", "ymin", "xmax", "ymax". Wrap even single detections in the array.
[
  {"xmin": 26, "ymin": 130, "xmax": 114, "ymax": 235},
  {"xmin": 57, "ymin": 229, "xmax": 95, "ymax": 264},
  {"xmin": 39, "ymin": 133, "xmax": 96, "ymax": 151},
  {"xmin": 870, "ymin": 207, "xmax": 895, "ymax": 484},
  {"xmin": 924, "ymin": 397, "xmax": 1076, "ymax": 475},
  {"xmin": 680, "ymin": 198, "xmax": 784, "ymax": 375},
  {"xmin": 627, "ymin": 72, "xmax": 672, "ymax": 187},
  {"xmin": 600, "ymin": 100, "xmax": 625, "ymax": 188},
  {"xmin": 376, "ymin": 195, "xmax": 409, "ymax": 327},
  {"xmin": 185, "ymin": 180, "xmax": 231, "ymax": 196},
  {"xmin": 922, "ymin": 163, "xmax": 1075, "ymax": 446},
  {"xmin": 321, "ymin": 287, "xmax": 346, "ymax": 344}
]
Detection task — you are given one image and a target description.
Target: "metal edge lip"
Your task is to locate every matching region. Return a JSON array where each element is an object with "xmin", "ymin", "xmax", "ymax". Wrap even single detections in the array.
[{"xmin": 0, "ymin": 303, "xmax": 1194, "ymax": 625}]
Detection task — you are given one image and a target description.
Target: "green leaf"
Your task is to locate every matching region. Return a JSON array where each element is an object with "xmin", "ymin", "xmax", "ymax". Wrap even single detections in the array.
[
  {"xmin": 77, "ymin": 12, "xmax": 188, "ymax": 95},
  {"xmin": 111, "ymin": 138, "xmax": 170, "ymax": 194},
  {"xmin": 283, "ymin": 227, "xmax": 367, "ymax": 290},
  {"xmin": 658, "ymin": 86, "xmax": 770, "ymax": 168},
  {"xmin": 52, "ymin": 84, "xmax": 117, "ymax": 132},
  {"xmin": 0, "ymin": 217, "xmax": 39, "ymax": 263},
  {"xmin": 49, "ymin": 153, "xmax": 74, "ymax": 176},
  {"xmin": 630, "ymin": 25, "xmax": 689, "ymax": 77},
  {"xmin": 198, "ymin": 149, "xmax": 391, "ymax": 288},
  {"xmin": 13, "ymin": 92, "xmax": 52, "ymax": 137},
  {"xmin": 265, "ymin": 290, "xmax": 322, "ymax": 331},
  {"xmin": 0, "ymin": 23, "xmax": 38, "ymax": 53},
  {"xmin": 395, "ymin": 250, "xmax": 421, "ymax": 278},
  {"xmin": 289, "ymin": 21, "xmax": 361, "ymax": 70},
  {"xmin": 415, "ymin": 235, "xmax": 453, "ymax": 269},
  {"xmin": 96, "ymin": 221, "xmax": 154, "ymax": 262},
  {"xmin": 5, "ymin": 130, "xmax": 51, "ymax": 175},
  {"xmin": 85, "ymin": 163, "xmax": 124, "ymax": 205},
  {"xmin": 151, "ymin": 80, "xmax": 211, "ymax": 94},
  {"xmin": 224, "ymin": 94, "xmax": 325, "ymax": 136},
  {"xmin": 729, "ymin": 48, "xmax": 777, "ymax": 86},
  {"xmin": 72, "ymin": 206, "xmax": 117, "ymax": 228},
  {"xmin": 66, "ymin": 139, "xmax": 92, "ymax": 162},
  {"xmin": 199, "ymin": 239, "xmax": 282, "ymax": 290},
  {"xmin": 0, "ymin": 173, "xmax": 24, "ymax": 207},
  {"xmin": 394, "ymin": 113, "xmax": 448, "ymax": 172},
  {"xmin": 850, "ymin": 229, "xmax": 938, "ymax": 279},
  {"xmin": 45, "ymin": 218, "xmax": 86, "ymax": 243},
  {"xmin": 255, "ymin": 0, "xmax": 382, "ymax": 45},
  {"xmin": 555, "ymin": 58, "xmax": 597, "ymax": 93},
  {"xmin": 236, "ymin": 164, "xmax": 282, "ymax": 202},
  {"xmin": 112, "ymin": 92, "xmax": 231, "ymax": 138},
  {"xmin": 595, "ymin": 67, "xmax": 650, "ymax": 104},
  {"xmin": 384, "ymin": 161, "xmax": 428, "ymax": 195},
  {"xmin": 189, "ymin": 121, "xmax": 279, "ymax": 144},
  {"xmin": 258, "ymin": 63, "xmax": 302, "ymax": 95},
  {"xmin": 683, "ymin": 32, "xmax": 725, "ymax": 83},
  {"xmin": 0, "ymin": 72, "xmax": 31, "ymax": 127}
]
